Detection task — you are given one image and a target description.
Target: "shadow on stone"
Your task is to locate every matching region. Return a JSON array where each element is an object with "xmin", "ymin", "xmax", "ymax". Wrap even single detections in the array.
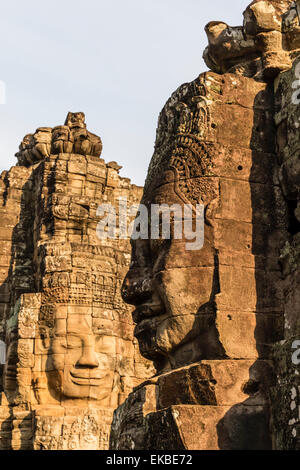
[{"xmin": 216, "ymin": 87, "xmax": 286, "ymax": 450}]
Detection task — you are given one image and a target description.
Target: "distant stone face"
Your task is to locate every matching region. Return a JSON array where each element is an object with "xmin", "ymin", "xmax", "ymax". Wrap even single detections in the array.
[{"xmin": 0, "ymin": 113, "xmax": 154, "ymax": 450}]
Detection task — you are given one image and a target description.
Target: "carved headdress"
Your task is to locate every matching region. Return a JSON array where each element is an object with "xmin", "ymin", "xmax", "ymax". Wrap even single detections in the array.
[{"xmin": 16, "ymin": 112, "xmax": 103, "ymax": 166}]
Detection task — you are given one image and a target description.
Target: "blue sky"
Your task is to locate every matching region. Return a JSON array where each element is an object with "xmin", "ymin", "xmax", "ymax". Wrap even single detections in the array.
[{"xmin": 0, "ymin": 0, "xmax": 250, "ymax": 185}]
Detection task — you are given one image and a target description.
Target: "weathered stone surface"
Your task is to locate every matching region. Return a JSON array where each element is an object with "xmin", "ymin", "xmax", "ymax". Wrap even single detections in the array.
[
  {"xmin": 15, "ymin": 112, "xmax": 102, "ymax": 167},
  {"xmin": 110, "ymin": 361, "xmax": 274, "ymax": 450},
  {"xmin": 146, "ymin": 404, "xmax": 272, "ymax": 450},
  {"xmin": 121, "ymin": 71, "xmax": 285, "ymax": 374},
  {"xmin": 112, "ymin": 71, "xmax": 286, "ymax": 449}
]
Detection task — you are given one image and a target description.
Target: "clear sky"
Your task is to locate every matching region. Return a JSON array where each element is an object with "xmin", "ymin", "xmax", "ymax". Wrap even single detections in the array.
[{"xmin": 0, "ymin": 0, "xmax": 250, "ymax": 186}]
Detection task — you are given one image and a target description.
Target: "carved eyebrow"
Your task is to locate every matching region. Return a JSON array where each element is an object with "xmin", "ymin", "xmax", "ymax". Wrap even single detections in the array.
[
  {"xmin": 66, "ymin": 327, "xmax": 90, "ymax": 333},
  {"xmin": 66, "ymin": 329, "xmax": 93, "ymax": 337}
]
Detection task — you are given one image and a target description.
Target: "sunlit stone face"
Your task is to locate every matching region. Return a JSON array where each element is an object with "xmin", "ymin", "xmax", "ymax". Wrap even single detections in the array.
[{"xmin": 52, "ymin": 314, "xmax": 115, "ymax": 401}]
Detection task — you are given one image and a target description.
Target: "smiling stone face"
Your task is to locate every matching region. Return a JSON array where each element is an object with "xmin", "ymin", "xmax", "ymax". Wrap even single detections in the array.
[{"xmin": 51, "ymin": 314, "xmax": 115, "ymax": 401}]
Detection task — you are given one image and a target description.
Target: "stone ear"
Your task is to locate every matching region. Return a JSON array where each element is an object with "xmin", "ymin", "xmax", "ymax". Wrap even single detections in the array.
[{"xmin": 35, "ymin": 334, "xmax": 51, "ymax": 354}]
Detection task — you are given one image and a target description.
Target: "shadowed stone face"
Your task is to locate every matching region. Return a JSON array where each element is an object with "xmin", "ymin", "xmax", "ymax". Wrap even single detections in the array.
[
  {"xmin": 113, "ymin": 66, "xmax": 286, "ymax": 449},
  {"xmin": 121, "ymin": 95, "xmax": 226, "ymax": 373},
  {"xmin": 51, "ymin": 125, "xmax": 73, "ymax": 154},
  {"xmin": 121, "ymin": 202, "xmax": 221, "ymax": 374},
  {"xmin": 51, "ymin": 314, "xmax": 115, "ymax": 401},
  {"xmin": 121, "ymin": 64, "xmax": 284, "ymax": 377},
  {"xmin": 0, "ymin": 112, "xmax": 153, "ymax": 450}
]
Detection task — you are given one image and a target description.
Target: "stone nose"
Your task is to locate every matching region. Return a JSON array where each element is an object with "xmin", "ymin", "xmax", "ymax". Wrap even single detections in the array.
[
  {"xmin": 121, "ymin": 268, "xmax": 153, "ymax": 306},
  {"xmin": 76, "ymin": 345, "xmax": 99, "ymax": 368}
]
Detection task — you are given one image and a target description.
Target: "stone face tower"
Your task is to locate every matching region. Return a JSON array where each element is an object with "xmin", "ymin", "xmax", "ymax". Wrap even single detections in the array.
[{"xmin": 0, "ymin": 113, "xmax": 154, "ymax": 450}]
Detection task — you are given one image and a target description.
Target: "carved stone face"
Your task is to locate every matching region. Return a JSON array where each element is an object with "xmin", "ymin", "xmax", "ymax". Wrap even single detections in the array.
[
  {"xmin": 73, "ymin": 129, "xmax": 92, "ymax": 156},
  {"xmin": 32, "ymin": 127, "xmax": 52, "ymax": 159},
  {"xmin": 121, "ymin": 176, "xmax": 223, "ymax": 373},
  {"xmin": 51, "ymin": 314, "xmax": 115, "ymax": 401},
  {"xmin": 19, "ymin": 134, "xmax": 34, "ymax": 151}
]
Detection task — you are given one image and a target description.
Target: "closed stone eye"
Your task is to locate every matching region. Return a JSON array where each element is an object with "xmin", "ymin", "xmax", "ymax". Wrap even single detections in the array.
[{"xmin": 67, "ymin": 341, "xmax": 81, "ymax": 349}]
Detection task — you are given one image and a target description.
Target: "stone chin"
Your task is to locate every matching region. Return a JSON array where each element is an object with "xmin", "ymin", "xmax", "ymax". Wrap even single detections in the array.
[
  {"xmin": 134, "ymin": 313, "xmax": 211, "ymax": 369},
  {"xmin": 134, "ymin": 319, "xmax": 165, "ymax": 362},
  {"xmin": 60, "ymin": 370, "xmax": 91, "ymax": 399}
]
